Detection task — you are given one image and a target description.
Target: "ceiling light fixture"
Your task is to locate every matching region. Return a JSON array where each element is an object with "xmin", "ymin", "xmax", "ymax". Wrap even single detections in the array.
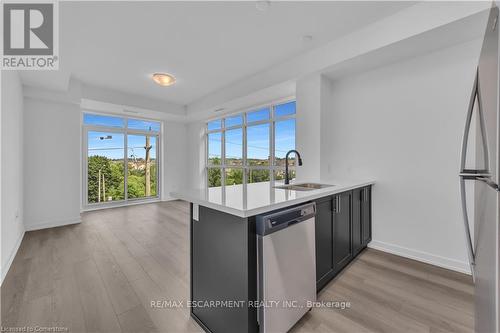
[
  {"xmin": 256, "ymin": 0, "xmax": 270, "ymax": 11},
  {"xmin": 152, "ymin": 73, "xmax": 176, "ymax": 86},
  {"xmin": 302, "ymin": 35, "xmax": 313, "ymax": 43}
]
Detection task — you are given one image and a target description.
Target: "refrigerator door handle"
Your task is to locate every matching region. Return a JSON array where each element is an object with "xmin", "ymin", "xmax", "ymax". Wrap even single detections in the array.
[
  {"xmin": 475, "ymin": 70, "xmax": 491, "ymax": 173},
  {"xmin": 458, "ymin": 69, "xmax": 479, "ymax": 281},
  {"xmin": 458, "ymin": 65, "xmax": 495, "ymax": 282},
  {"xmin": 460, "ymin": 69, "xmax": 478, "ymax": 173},
  {"xmin": 459, "ymin": 68, "xmax": 491, "ymax": 175},
  {"xmin": 476, "ymin": 176, "xmax": 500, "ymax": 191},
  {"xmin": 459, "ymin": 177, "xmax": 476, "ymax": 281}
]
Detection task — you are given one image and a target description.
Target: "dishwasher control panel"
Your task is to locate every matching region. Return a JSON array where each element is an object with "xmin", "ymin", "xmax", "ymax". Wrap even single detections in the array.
[{"xmin": 256, "ymin": 202, "xmax": 316, "ymax": 236}]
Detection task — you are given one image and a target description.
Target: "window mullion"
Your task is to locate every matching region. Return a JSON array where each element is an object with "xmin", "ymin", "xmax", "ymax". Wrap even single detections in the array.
[
  {"xmin": 205, "ymin": 131, "xmax": 209, "ymax": 187},
  {"xmin": 243, "ymin": 113, "xmax": 248, "ymax": 187},
  {"xmin": 270, "ymin": 105, "xmax": 276, "ymax": 184},
  {"xmin": 83, "ymin": 128, "xmax": 89, "ymax": 206},
  {"xmin": 156, "ymin": 134, "xmax": 160, "ymax": 199},
  {"xmin": 221, "ymin": 124, "xmax": 226, "ymax": 188},
  {"xmin": 124, "ymin": 131, "xmax": 128, "ymax": 201}
]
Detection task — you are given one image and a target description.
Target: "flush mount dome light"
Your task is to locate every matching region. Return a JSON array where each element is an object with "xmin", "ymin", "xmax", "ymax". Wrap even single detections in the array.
[
  {"xmin": 256, "ymin": 0, "xmax": 271, "ymax": 11},
  {"xmin": 152, "ymin": 73, "xmax": 176, "ymax": 86}
]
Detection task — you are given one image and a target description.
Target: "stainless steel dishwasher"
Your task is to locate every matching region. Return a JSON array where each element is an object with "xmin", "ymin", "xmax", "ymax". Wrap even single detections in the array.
[{"xmin": 256, "ymin": 202, "xmax": 316, "ymax": 333}]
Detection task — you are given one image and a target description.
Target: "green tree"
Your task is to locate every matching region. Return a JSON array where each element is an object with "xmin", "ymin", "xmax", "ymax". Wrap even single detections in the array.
[
  {"xmin": 225, "ymin": 168, "xmax": 243, "ymax": 185},
  {"xmin": 88, "ymin": 156, "xmax": 124, "ymax": 203},
  {"xmin": 209, "ymin": 157, "xmax": 221, "ymax": 165},
  {"xmin": 127, "ymin": 174, "xmax": 145, "ymax": 198},
  {"xmin": 208, "ymin": 168, "xmax": 221, "ymax": 187},
  {"xmin": 127, "ymin": 159, "xmax": 157, "ymax": 198},
  {"xmin": 248, "ymin": 169, "xmax": 270, "ymax": 183}
]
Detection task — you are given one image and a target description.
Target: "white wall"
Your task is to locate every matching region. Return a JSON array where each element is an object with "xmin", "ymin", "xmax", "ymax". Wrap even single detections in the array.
[
  {"xmin": 162, "ymin": 121, "xmax": 189, "ymax": 200},
  {"xmin": 186, "ymin": 121, "xmax": 207, "ymax": 189},
  {"xmin": 296, "ymin": 74, "xmax": 321, "ymax": 181},
  {"xmin": 1, "ymin": 71, "xmax": 25, "ymax": 283},
  {"xmin": 296, "ymin": 74, "xmax": 333, "ymax": 182},
  {"xmin": 319, "ymin": 39, "xmax": 481, "ymax": 273},
  {"xmin": 23, "ymin": 98, "xmax": 82, "ymax": 230}
]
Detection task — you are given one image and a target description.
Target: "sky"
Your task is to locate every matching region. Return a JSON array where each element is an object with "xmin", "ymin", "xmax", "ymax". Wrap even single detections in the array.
[
  {"xmin": 208, "ymin": 101, "xmax": 296, "ymax": 161},
  {"xmin": 85, "ymin": 101, "xmax": 295, "ymax": 162},
  {"xmin": 88, "ymin": 132, "xmax": 157, "ymax": 160},
  {"xmin": 85, "ymin": 113, "xmax": 159, "ymax": 160},
  {"xmin": 84, "ymin": 114, "xmax": 160, "ymax": 131},
  {"xmin": 211, "ymin": 119, "xmax": 295, "ymax": 160}
]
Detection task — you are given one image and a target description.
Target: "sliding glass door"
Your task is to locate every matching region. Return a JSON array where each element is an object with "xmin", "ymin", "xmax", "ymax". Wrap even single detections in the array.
[
  {"xmin": 87, "ymin": 131, "xmax": 125, "ymax": 203},
  {"xmin": 127, "ymin": 134, "xmax": 158, "ymax": 199},
  {"xmin": 83, "ymin": 113, "xmax": 161, "ymax": 208}
]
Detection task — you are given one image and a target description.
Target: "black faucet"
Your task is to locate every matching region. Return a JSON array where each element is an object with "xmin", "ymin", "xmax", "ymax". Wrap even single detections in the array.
[{"xmin": 284, "ymin": 150, "xmax": 303, "ymax": 185}]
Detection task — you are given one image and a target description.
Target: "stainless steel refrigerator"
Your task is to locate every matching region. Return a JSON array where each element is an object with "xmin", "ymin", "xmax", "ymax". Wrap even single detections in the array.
[{"xmin": 460, "ymin": 4, "xmax": 500, "ymax": 333}]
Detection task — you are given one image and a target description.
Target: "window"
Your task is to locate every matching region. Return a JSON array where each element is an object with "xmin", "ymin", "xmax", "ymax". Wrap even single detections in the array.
[
  {"xmin": 225, "ymin": 128, "xmax": 243, "ymax": 166},
  {"xmin": 83, "ymin": 113, "xmax": 124, "ymax": 128},
  {"xmin": 206, "ymin": 100, "xmax": 296, "ymax": 188},
  {"xmin": 208, "ymin": 132, "xmax": 222, "ymax": 165},
  {"xmin": 275, "ymin": 118, "xmax": 296, "ymax": 166},
  {"xmin": 83, "ymin": 113, "xmax": 161, "ymax": 207},
  {"xmin": 87, "ymin": 131, "xmax": 126, "ymax": 202},
  {"xmin": 247, "ymin": 123, "xmax": 270, "ymax": 166}
]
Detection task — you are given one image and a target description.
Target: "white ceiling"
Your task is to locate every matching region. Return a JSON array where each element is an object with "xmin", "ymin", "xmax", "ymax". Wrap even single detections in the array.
[{"xmin": 20, "ymin": 1, "xmax": 414, "ymax": 108}]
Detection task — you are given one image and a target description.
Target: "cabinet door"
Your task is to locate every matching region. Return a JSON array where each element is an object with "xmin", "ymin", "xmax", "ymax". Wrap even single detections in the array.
[
  {"xmin": 315, "ymin": 197, "xmax": 334, "ymax": 289},
  {"xmin": 361, "ymin": 186, "xmax": 372, "ymax": 246},
  {"xmin": 352, "ymin": 188, "xmax": 363, "ymax": 255},
  {"xmin": 191, "ymin": 205, "xmax": 257, "ymax": 333},
  {"xmin": 333, "ymin": 192, "xmax": 352, "ymax": 273}
]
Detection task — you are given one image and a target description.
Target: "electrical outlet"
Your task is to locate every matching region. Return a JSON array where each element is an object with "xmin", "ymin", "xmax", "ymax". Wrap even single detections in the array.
[{"xmin": 193, "ymin": 204, "xmax": 199, "ymax": 221}]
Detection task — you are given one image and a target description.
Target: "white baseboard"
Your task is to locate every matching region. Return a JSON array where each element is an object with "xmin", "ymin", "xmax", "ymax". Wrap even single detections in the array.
[
  {"xmin": 25, "ymin": 216, "xmax": 81, "ymax": 231},
  {"xmin": 368, "ymin": 240, "xmax": 471, "ymax": 275},
  {"xmin": 1, "ymin": 230, "xmax": 25, "ymax": 285},
  {"xmin": 82, "ymin": 198, "xmax": 161, "ymax": 212}
]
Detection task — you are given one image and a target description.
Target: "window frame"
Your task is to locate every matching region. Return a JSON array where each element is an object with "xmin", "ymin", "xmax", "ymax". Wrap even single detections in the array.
[
  {"xmin": 82, "ymin": 112, "xmax": 162, "ymax": 210},
  {"xmin": 205, "ymin": 97, "xmax": 296, "ymax": 188}
]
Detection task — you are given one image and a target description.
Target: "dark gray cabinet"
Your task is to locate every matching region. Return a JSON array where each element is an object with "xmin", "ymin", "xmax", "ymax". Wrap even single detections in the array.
[
  {"xmin": 191, "ymin": 205, "xmax": 258, "ymax": 333},
  {"xmin": 352, "ymin": 186, "xmax": 372, "ymax": 256},
  {"xmin": 352, "ymin": 188, "xmax": 363, "ymax": 255},
  {"xmin": 333, "ymin": 192, "xmax": 352, "ymax": 274},
  {"xmin": 314, "ymin": 186, "xmax": 371, "ymax": 291},
  {"xmin": 315, "ymin": 197, "xmax": 334, "ymax": 289},
  {"xmin": 361, "ymin": 186, "xmax": 372, "ymax": 246}
]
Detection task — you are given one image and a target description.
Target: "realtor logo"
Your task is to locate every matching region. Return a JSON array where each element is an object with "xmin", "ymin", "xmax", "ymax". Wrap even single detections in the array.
[{"xmin": 1, "ymin": 1, "xmax": 59, "ymax": 69}]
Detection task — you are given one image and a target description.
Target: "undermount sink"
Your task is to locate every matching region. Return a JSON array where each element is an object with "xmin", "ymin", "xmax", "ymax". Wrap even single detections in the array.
[{"xmin": 274, "ymin": 183, "xmax": 334, "ymax": 191}]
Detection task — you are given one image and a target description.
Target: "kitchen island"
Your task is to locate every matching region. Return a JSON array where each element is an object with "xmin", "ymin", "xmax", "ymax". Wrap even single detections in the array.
[{"xmin": 171, "ymin": 180, "xmax": 374, "ymax": 333}]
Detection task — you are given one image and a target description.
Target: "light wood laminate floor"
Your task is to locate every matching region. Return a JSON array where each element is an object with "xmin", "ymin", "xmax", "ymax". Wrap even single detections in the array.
[{"xmin": 1, "ymin": 201, "xmax": 474, "ymax": 333}]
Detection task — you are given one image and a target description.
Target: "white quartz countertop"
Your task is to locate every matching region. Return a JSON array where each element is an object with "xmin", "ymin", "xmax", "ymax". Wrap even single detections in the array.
[{"xmin": 170, "ymin": 180, "xmax": 375, "ymax": 218}]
